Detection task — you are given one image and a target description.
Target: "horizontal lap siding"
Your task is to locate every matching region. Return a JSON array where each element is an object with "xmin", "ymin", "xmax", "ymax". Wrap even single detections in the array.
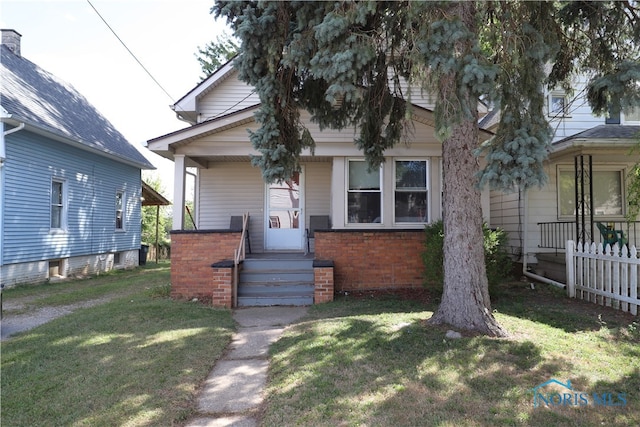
[
  {"xmin": 198, "ymin": 162, "xmax": 265, "ymax": 252},
  {"xmin": 198, "ymin": 162, "xmax": 332, "ymax": 253},
  {"xmin": 304, "ymin": 162, "xmax": 332, "ymax": 222},
  {"xmin": 198, "ymin": 75, "xmax": 260, "ymax": 120},
  {"xmin": 490, "ymin": 191, "xmax": 523, "ymax": 259},
  {"xmin": 3, "ymin": 131, "xmax": 141, "ymax": 265}
]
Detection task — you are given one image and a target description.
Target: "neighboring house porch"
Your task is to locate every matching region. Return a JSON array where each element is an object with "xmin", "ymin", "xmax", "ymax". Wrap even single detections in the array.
[{"xmin": 491, "ymin": 125, "xmax": 640, "ymax": 284}]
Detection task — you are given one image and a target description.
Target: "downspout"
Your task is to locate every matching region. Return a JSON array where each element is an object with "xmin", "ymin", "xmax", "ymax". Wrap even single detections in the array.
[
  {"xmin": 2, "ymin": 122, "xmax": 25, "ymax": 163},
  {"xmin": 520, "ymin": 187, "xmax": 566, "ymax": 289}
]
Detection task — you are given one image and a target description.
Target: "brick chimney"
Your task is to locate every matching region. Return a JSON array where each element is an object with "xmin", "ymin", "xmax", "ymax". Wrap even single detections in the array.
[{"xmin": 1, "ymin": 29, "xmax": 22, "ymax": 57}]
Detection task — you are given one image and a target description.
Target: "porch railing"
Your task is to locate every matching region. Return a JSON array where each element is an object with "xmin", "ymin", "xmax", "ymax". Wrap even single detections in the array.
[
  {"xmin": 233, "ymin": 212, "xmax": 249, "ymax": 308},
  {"xmin": 538, "ymin": 221, "xmax": 640, "ymax": 252}
]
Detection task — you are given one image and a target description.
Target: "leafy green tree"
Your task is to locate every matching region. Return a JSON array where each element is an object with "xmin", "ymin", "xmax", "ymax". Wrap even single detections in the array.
[
  {"xmin": 195, "ymin": 31, "xmax": 239, "ymax": 80},
  {"xmin": 214, "ymin": 1, "xmax": 640, "ymax": 336},
  {"xmin": 141, "ymin": 173, "xmax": 170, "ymax": 245},
  {"xmin": 628, "ymin": 141, "xmax": 640, "ymax": 221}
]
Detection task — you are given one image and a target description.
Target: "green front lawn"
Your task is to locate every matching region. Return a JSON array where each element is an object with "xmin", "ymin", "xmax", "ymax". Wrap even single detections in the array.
[
  {"xmin": 2, "ymin": 266, "xmax": 638, "ymax": 426},
  {"xmin": 262, "ymin": 285, "xmax": 640, "ymax": 426},
  {"xmin": 1, "ymin": 264, "xmax": 235, "ymax": 426}
]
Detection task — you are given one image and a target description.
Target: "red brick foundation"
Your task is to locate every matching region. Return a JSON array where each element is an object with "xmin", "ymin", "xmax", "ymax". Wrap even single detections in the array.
[
  {"xmin": 314, "ymin": 230, "xmax": 425, "ymax": 292},
  {"xmin": 313, "ymin": 260, "xmax": 335, "ymax": 303},
  {"xmin": 170, "ymin": 230, "xmax": 239, "ymax": 302},
  {"xmin": 211, "ymin": 261, "xmax": 234, "ymax": 308}
]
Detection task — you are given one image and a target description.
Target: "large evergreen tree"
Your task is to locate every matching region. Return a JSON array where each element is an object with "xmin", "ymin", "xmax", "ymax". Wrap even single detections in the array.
[{"xmin": 214, "ymin": 1, "xmax": 640, "ymax": 336}]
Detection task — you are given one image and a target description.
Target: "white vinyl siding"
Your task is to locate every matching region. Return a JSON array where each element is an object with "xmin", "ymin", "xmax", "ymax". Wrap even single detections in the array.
[
  {"xmin": 198, "ymin": 161, "xmax": 333, "ymax": 253},
  {"xmin": 546, "ymin": 77, "xmax": 608, "ymax": 142},
  {"xmin": 197, "ymin": 72, "xmax": 260, "ymax": 122},
  {"xmin": 304, "ymin": 162, "xmax": 332, "ymax": 222},
  {"xmin": 198, "ymin": 162, "xmax": 265, "ymax": 251}
]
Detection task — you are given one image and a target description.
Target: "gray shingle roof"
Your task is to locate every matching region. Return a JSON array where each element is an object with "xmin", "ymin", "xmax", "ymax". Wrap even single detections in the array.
[
  {"xmin": 0, "ymin": 45, "xmax": 153, "ymax": 169},
  {"xmin": 553, "ymin": 124, "xmax": 640, "ymax": 144}
]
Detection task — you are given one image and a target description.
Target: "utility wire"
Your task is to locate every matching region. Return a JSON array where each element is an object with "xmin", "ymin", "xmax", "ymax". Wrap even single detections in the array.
[{"xmin": 86, "ymin": 0, "xmax": 176, "ymax": 103}]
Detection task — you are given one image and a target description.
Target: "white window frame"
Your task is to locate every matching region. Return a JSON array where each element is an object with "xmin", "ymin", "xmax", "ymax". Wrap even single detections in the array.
[
  {"xmin": 622, "ymin": 107, "xmax": 640, "ymax": 124},
  {"xmin": 115, "ymin": 190, "xmax": 126, "ymax": 231},
  {"xmin": 393, "ymin": 159, "xmax": 430, "ymax": 224},
  {"xmin": 549, "ymin": 91, "xmax": 570, "ymax": 118},
  {"xmin": 50, "ymin": 178, "xmax": 67, "ymax": 231},
  {"xmin": 557, "ymin": 165, "xmax": 626, "ymax": 220},
  {"xmin": 346, "ymin": 159, "xmax": 383, "ymax": 225}
]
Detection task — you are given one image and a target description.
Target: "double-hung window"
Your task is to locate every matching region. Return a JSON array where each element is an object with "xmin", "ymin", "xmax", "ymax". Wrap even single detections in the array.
[
  {"xmin": 51, "ymin": 179, "xmax": 66, "ymax": 230},
  {"xmin": 115, "ymin": 191, "xmax": 125, "ymax": 230},
  {"xmin": 347, "ymin": 160, "xmax": 381, "ymax": 223},
  {"xmin": 395, "ymin": 160, "xmax": 428, "ymax": 223},
  {"xmin": 549, "ymin": 91, "xmax": 569, "ymax": 117},
  {"xmin": 558, "ymin": 167, "xmax": 624, "ymax": 218}
]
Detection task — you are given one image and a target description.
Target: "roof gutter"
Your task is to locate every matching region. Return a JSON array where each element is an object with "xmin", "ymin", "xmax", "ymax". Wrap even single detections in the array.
[
  {"xmin": 1, "ymin": 111, "xmax": 24, "ymax": 164},
  {"xmin": 0, "ymin": 115, "xmax": 154, "ymax": 170}
]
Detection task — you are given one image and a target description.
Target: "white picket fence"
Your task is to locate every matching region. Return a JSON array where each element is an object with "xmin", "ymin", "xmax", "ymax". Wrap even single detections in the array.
[{"xmin": 566, "ymin": 240, "xmax": 639, "ymax": 315}]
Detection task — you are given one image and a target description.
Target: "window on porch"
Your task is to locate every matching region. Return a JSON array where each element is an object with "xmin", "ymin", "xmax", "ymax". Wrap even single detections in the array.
[
  {"xmin": 394, "ymin": 160, "xmax": 428, "ymax": 223},
  {"xmin": 347, "ymin": 160, "xmax": 381, "ymax": 224},
  {"xmin": 558, "ymin": 168, "xmax": 624, "ymax": 218}
]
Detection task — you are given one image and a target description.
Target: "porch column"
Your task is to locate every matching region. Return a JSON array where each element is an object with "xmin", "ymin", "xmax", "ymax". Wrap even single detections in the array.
[{"xmin": 173, "ymin": 154, "xmax": 186, "ymax": 230}]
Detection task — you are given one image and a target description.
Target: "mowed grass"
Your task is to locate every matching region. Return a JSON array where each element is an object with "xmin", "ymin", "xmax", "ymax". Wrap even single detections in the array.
[
  {"xmin": 1, "ymin": 264, "xmax": 236, "ymax": 426},
  {"xmin": 262, "ymin": 284, "xmax": 640, "ymax": 426}
]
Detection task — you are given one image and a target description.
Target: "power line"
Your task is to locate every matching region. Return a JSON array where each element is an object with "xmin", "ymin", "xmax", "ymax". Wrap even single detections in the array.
[{"xmin": 86, "ymin": 0, "xmax": 176, "ymax": 103}]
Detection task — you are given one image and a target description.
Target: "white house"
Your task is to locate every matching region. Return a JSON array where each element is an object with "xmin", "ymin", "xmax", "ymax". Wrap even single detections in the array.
[
  {"xmin": 147, "ymin": 60, "xmax": 493, "ymax": 306},
  {"xmin": 488, "ymin": 74, "xmax": 640, "ymax": 283}
]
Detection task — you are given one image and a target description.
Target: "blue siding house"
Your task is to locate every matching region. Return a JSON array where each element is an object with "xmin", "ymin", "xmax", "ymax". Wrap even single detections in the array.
[{"xmin": 0, "ymin": 29, "xmax": 154, "ymax": 286}]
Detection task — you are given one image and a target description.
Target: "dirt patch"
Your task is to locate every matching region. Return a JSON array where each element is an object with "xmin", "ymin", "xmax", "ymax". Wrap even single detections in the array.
[
  {"xmin": 2, "ymin": 295, "xmax": 117, "ymax": 341},
  {"xmin": 337, "ymin": 288, "xmax": 433, "ymax": 305}
]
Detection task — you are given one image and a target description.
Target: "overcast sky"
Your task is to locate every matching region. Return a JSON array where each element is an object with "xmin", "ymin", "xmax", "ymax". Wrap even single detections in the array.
[{"xmin": 2, "ymin": 0, "xmax": 230, "ymax": 198}]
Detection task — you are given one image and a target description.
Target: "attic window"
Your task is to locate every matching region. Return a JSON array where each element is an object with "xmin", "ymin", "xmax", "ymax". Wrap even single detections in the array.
[{"xmin": 549, "ymin": 92, "xmax": 569, "ymax": 117}]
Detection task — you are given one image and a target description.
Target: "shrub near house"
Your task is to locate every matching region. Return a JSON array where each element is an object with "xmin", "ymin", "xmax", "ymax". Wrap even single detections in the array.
[{"xmin": 423, "ymin": 221, "xmax": 513, "ymax": 297}]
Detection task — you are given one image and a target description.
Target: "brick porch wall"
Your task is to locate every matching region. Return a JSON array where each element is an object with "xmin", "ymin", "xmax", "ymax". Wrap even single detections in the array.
[
  {"xmin": 314, "ymin": 230, "xmax": 425, "ymax": 292},
  {"xmin": 170, "ymin": 230, "xmax": 240, "ymax": 301},
  {"xmin": 313, "ymin": 260, "xmax": 335, "ymax": 303}
]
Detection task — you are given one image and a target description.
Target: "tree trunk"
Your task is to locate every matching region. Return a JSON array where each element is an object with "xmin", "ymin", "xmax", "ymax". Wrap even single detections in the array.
[
  {"xmin": 427, "ymin": 2, "xmax": 508, "ymax": 337},
  {"xmin": 428, "ymin": 116, "xmax": 507, "ymax": 337}
]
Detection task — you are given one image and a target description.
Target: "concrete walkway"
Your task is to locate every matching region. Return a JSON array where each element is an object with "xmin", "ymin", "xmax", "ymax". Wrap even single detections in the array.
[{"xmin": 186, "ymin": 306, "xmax": 308, "ymax": 427}]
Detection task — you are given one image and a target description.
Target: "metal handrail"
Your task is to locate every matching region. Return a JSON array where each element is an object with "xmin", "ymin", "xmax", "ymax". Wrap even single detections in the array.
[
  {"xmin": 232, "ymin": 212, "xmax": 249, "ymax": 308},
  {"xmin": 538, "ymin": 220, "xmax": 640, "ymax": 252}
]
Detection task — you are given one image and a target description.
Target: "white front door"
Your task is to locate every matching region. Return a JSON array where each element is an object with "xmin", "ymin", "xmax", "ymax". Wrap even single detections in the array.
[{"xmin": 265, "ymin": 171, "xmax": 304, "ymax": 251}]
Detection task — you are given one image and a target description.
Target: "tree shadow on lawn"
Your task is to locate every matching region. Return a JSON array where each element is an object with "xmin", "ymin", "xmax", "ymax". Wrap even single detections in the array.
[
  {"xmin": 491, "ymin": 280, "xmax": 639, "ymax": 336},
  {"xmin": 264, "ymin": 297, "xmax": 639, "ymax": 426},
  {"xmin": 1, "ymin": 296, "xmax": 235, "ymax": 427}
]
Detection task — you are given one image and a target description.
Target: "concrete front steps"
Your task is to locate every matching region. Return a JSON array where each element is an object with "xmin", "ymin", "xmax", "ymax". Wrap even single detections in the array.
[{"xmin": 238, "ymin": 255, "xmax": 314, "ymax": 306}]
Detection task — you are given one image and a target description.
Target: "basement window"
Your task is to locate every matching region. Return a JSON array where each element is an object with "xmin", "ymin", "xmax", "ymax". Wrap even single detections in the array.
[{"xmin": 48, "ymin": 259, "xmax": 65, "ymax": 279}]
